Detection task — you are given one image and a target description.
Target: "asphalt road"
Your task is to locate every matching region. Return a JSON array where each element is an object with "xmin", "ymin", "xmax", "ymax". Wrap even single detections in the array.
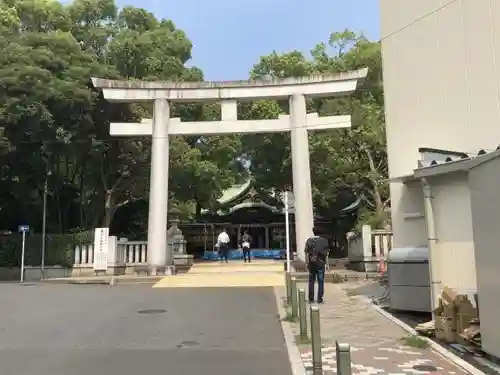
[{"xmin": 0, "ymin": 283, "xmax": 293, "ymax": 375}]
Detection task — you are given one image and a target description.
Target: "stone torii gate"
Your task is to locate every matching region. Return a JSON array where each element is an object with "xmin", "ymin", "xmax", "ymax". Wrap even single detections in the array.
[{"xmin": 92, "ymin": 68, "xmax": 367, "ymax": 275}]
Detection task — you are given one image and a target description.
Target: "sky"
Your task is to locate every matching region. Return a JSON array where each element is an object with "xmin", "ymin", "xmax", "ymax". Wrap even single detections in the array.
[{"xmin": 115, "ymin": 0, "xmax": 380, "ymax": 81}]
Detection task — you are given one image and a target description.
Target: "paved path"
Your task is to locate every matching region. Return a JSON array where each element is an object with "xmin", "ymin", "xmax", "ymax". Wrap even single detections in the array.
[
  {"xmin": 154, "ymin": 260, "xmax": 285, "ymax": 288},
  {"xmin": 281, "ymin": 281, "xmax": 469, "ymax": 375},
  {"xmin": 0, "ymin": 282, "xmax": 292, "ymax": 375}
]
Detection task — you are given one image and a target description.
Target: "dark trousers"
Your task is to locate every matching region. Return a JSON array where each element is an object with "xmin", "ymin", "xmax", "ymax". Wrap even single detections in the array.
[
  {"xmin": 219, "ymin": 244, "xmax": 229, "ymax": 262},
  {"xmin": 308, "ymin": 265, "xmax": 325, "ymax": 303},
  {"xmin": 242, "ymin": 246, "xmax": 251, "ymax": 261}
]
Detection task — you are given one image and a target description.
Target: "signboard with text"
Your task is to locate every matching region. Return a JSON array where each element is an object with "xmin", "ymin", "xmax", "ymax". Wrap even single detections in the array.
[
  {"xmin": 18, "ymin": 225, "xmax": 29, "ymax": 233},
  {"xmin": 93, "ymin": 227, "xmax": 109, "ymax": 271}
]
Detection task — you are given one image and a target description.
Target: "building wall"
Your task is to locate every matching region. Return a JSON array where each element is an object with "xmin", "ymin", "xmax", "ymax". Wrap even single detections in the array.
[
  {"xmin": 469, "ymin": 157, "xmax": 500, "ymax": 357},
  {"xmin": 380, "ymin": 0, "xmax": 500, "ymax": 247},
  {"xmin": 428, "ymin": 173, "xmax": 476, "ymax": 297}
]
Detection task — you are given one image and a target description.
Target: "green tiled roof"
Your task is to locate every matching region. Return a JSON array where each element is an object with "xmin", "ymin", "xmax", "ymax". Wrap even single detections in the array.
[
  {"xmin": 201, "ymin": 179, "xmax": 361, "ymax": 217},
  {"xmin": 216, "ymin": 179, "xmax": 253, "ymax": 205},
  {"xmin": 200, "ymin": 179, "xmax": 253, "ymax": 215}
]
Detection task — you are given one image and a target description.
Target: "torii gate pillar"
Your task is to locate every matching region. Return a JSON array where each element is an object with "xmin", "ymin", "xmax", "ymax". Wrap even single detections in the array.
[
  {"xmin": 148, "ymin": 98, "xmax": 171, "ymax": 271},
  {"xmin": 92, "ymin": 69, "xmax": 367, "ymax": 274},
  {"xmin": 290, "ymin": 94, "xmax": 314, "ymax": 261}
]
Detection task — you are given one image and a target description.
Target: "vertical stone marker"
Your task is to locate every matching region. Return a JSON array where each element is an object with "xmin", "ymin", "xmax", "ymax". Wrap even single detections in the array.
[{"xmin": 91, "ymin": 69, "xmax": 367, "ymax": 275}]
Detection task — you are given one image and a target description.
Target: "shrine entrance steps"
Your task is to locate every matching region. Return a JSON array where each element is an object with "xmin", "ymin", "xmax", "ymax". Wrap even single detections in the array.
[{"xmin": 153, "ymin": 259, "xmax": 285, "ymax": 288}]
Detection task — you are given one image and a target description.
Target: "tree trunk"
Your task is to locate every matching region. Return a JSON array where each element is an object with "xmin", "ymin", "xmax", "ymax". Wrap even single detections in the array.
[
  {"xmin": 54, "ymin": 153, "xmax": 64, "ymax": 233},
  {"xmin": 79, "ymin": 175, "xmax": 85, "ymax": 228},
  {"xmin": 195, "ymin": 200, "xmax": 202, "ymax": 219},
  {"xmin": 102, "ymin": 191, "xmax": 115, "ymax": 228},
  {"xmin": 78, "ymin": 157, "xmax": 88, "ymax": 228},
  {"xmin": 372, "ymin": 185, "xmax": 385, "ymax": 218},
  {"xmin": 55, "ymin": 186, "xmax": 63, "ymax": 233},
  {"xmin": 364, "ymin": 147, "xmax": 386, "ymax": 226}
]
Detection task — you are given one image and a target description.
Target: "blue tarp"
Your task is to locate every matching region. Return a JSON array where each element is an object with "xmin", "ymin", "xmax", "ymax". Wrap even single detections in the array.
[{"xmin": 203, "ymin": 249, "xmax": 285, "ymax": 260}]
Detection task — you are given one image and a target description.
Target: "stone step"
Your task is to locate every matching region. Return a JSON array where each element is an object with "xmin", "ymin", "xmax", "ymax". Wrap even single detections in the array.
[
  {"xmin": 153, "ymin": 272, "xmax": 285, "ymax": 288},
  {"xmin": 188, "ymin": 264, "xmax": 283, "ymax": 274}
]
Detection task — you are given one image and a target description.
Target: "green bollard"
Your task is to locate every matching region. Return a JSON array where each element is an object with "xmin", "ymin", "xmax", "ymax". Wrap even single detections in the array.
[
  {"xmin": 285, "ymin": 272, "xmax": 292, "ymax": 306},
  {"xmin": 310, "ymin": 306, "xmax": 322, "ymax": 375},
  {"xmin": 336, "ymin": 341, "xmax": 352, "ymax": 375},
  {"xmin": 290, "ymin": 277, "xmax": 298, "ymax": 318},
  {"xmin": 298, "ymin": 288, "xmax": 308, "ymax": 341}
]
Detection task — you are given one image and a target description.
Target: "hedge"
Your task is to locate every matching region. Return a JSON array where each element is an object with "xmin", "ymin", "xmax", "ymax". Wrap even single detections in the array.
[{"xmin": 0, "ymin": 231, "xmax": 93, "ymax": 268}]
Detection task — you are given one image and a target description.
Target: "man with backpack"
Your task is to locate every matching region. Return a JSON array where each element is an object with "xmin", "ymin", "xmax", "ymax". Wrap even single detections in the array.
[
  {"xmin": 240, "ymin": 230, "xmax": 252, "ymax": 263},
  {"xmin": 305, "ymin": 226, "xmax": 330, "ymax": 304}
]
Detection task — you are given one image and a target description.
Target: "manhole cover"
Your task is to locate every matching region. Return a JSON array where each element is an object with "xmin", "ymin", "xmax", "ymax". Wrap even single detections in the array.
[
  {"xmin": 176, "ymin": 340, "xmax": 200, "ymax": 348},
  {"xmin": 413, "ymin": 365, "xmax": 437, "ymax": 372},
  {"xmin": 137, "ymin": 309, "xmax": 167, "ymax": 314}
]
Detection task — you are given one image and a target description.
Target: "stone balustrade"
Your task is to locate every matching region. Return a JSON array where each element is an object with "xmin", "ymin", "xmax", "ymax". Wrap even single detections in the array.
[
  {"xmin": 123, "ymin": 240, "xmax": 148, "ymax": 264},
  {"xmin": 71, "ymin": 237, "xmax": 192, "ymax": 277},
  {"xmin": 74, "ymin": 242, "xmax": 94, "ymax": 266},
  {"xmin": 0, "ymin": 232, "xmax": 192, "ymax": 281}
]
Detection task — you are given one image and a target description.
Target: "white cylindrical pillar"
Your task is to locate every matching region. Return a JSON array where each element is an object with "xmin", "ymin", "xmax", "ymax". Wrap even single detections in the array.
[
  {"xmin": 147, "ymin": 98, "xmax": 171, "ymax": 274},
  {"xmin": 289, "ymin": 94, "xmax": 314, "ymax": 261}
]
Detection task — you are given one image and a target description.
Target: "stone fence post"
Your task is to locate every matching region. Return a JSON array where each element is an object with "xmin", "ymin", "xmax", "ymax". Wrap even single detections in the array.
[
  {"xmin": 361, "ymin": 225, "xmax": 373, "ymax": 263},
  {"xmin": 106, "ymin": 236, "xmax": 126, "ymax": 275}
]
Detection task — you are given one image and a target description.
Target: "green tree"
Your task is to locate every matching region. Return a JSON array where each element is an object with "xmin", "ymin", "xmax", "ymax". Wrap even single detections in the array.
[
  {"xmin": 67, "ymin": 0, "xmax": 117, "ymax": 60},
  {"xmin": 0, "ymin": 0, "xmax": 244, "ymax": 233},
  {"xmin": 313, "ymin": 31, "xmax": 389, "ymax": 227},
  {"xmin": 245, "ymin": 30, "xmax": 389, "ymax": 227},
  {"xmin": 0, "ymin": 3, "xmax": 19, "ymax": 30},
  {"xmin": 0, "ymin": 0, "xmax": 388, "ymax": 239}
]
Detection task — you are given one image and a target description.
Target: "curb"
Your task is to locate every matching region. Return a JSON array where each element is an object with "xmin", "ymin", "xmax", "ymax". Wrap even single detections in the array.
[
  {"xmin": 39, "ymin": 276, "xmax": 164, "ymax": 285},
  {"xmin": 291, "ymin": 271, "xmax": 379, "ymax": 283},
  {"xmin": 274, "ymin": 287, "xmax": 307, "ymax": 375},
  {"xmin": 364, "ymin": 297, "xmax": 485, "ymax": 375}
]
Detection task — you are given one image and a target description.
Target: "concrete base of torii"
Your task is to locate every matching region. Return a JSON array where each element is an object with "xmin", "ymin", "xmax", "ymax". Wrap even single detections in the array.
[
  {"xmin": 91, "ymin": 68, "xmax": 368, "ymax": 273},
  {"xmin": 148, "ymin": 265, "xmax": 176, "ymax": 276}
]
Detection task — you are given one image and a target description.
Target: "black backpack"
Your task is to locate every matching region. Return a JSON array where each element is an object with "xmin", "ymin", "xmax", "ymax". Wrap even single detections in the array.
[{"xmin": 308, "ymin": 237, "xmax": 324, "ymax": 265}]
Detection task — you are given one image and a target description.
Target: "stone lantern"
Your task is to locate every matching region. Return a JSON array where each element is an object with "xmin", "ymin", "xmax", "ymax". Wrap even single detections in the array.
[
  {"xmin": 167, "ymin": 219, "xmax": 185, "ymax": 254},
  {"xmin": 167, "ymin": 206, "xmax": 193, "ymax": 268}
]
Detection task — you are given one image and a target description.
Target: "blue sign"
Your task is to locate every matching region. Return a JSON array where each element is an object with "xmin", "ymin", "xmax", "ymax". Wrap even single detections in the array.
[{"xmin": 18, "ymin": 225, "xmax": 29, "ymax": 233}]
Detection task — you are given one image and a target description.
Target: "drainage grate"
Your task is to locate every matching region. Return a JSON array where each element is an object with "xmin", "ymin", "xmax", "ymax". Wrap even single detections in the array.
[
  {"xmin": 413, "ymin": 365, "xmax": 438, "ymax": 372},
  {"xmin": 176, "ymin": 340, "xmax": 200, "ymax": 348},
  {"xmin": 137, "ymin": 309, "xmax": 167, "ymax": 314}
]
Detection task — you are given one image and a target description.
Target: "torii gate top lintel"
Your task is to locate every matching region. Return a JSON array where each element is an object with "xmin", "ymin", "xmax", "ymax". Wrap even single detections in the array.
[{"xmin": 91, "ymin": 68, "xmax": 368, "ymax": 102}]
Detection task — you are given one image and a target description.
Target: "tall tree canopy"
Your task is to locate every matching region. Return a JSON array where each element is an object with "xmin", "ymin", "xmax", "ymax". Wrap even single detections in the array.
[
  {"xmin": 245, "ymin": 30, "xmax": 388, "ymax": 227},
  {"xmin": 0, "ymin": 0, "xmax": 243, "ymax": 233},
  {"xmin": 0, "ymin": 0, "xmax": 388, "ymax": 237}
]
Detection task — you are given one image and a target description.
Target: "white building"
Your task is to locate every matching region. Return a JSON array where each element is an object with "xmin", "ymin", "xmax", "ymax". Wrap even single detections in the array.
[{"xmin": 381, "ymin": 0, "xmax": 500, "ymax": 357}]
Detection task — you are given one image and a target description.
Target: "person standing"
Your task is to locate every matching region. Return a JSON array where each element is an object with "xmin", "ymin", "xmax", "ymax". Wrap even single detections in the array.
[
  {"xmin": 240, "ymin": 230, "xmax": 252, "ymax": 263},
  {"xmin": 217, "ymin": 228, "xmax": 230, "ymax": 263},
  {"xmin": 305, "ymin": 226, "xmax": 329, "ymax": 304}
]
